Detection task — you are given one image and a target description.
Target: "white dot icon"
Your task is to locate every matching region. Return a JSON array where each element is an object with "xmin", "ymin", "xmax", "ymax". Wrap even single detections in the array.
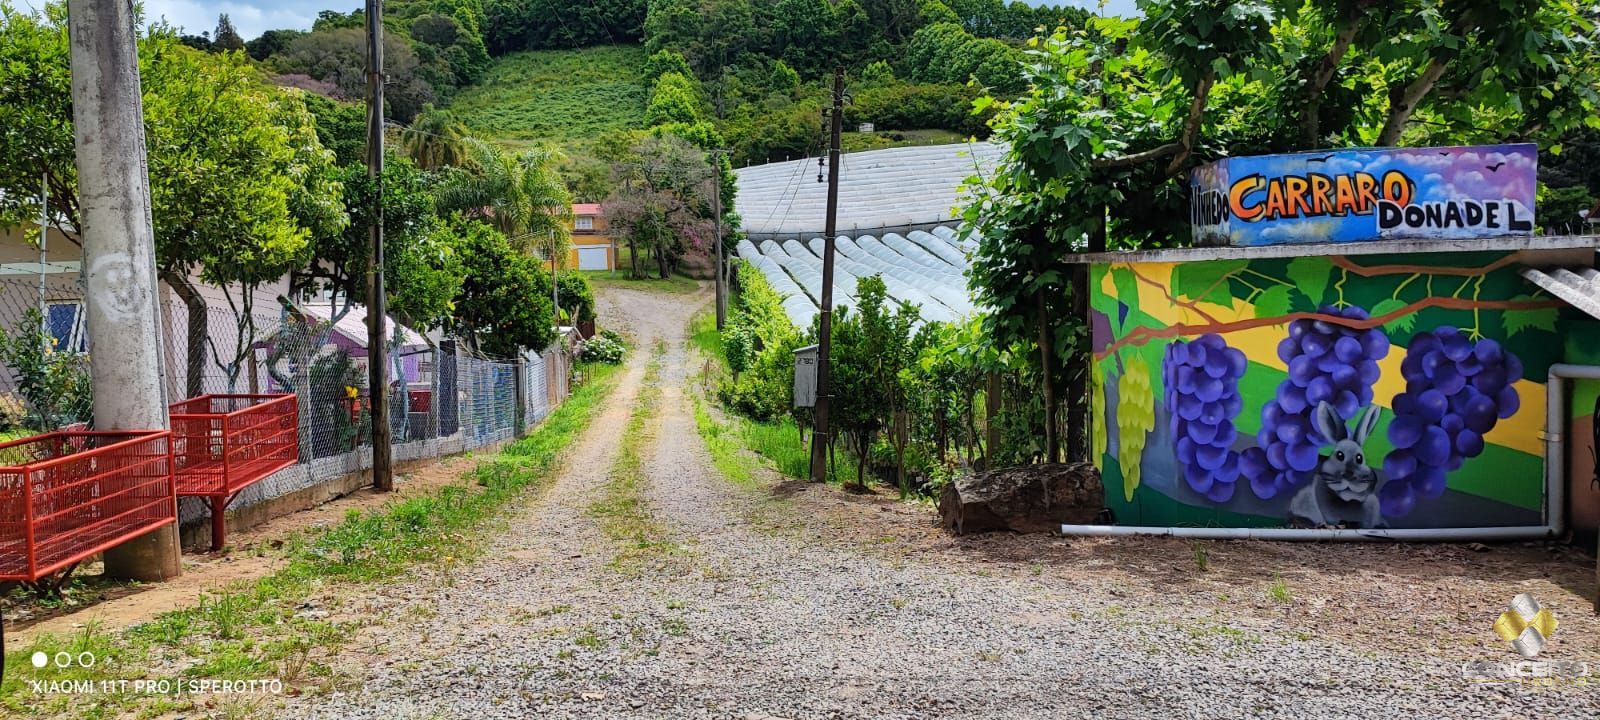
[{"xmin": 31, "ymin": 651, "xmax": 48, "ymax": 669}]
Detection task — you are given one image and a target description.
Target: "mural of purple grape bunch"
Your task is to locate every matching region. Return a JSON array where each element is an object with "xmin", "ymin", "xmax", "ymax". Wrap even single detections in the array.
[
  {"xmin": 1239, "ymin": 305, "xmax": 1389, "ymax": 501},
  {"xmin": 1161, "ymin": 334, "xmax": 1247, "ymax": 502},
  {"xmin": 1381, "ymin": 328, "xmax": 1521, "ymax": 517}
]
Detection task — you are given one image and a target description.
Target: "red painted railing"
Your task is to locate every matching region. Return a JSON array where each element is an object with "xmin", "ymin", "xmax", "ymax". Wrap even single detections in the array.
[
  {"xmin": 0, "ymin": 431, "xmax": 175, "ymax": 582},
  {"xmin": 169, "ymin": 394, "xmax": 298, "ymax": 549}
]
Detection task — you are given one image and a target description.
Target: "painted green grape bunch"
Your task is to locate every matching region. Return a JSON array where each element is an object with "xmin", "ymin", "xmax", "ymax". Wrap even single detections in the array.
[
  {"xmin": 1091, "ymin": 360, "xmax": 1108, "ymax": 471},
  {"xmin": 1116, "ymin": 354, "xmax": 1155, "ymax": 502}
]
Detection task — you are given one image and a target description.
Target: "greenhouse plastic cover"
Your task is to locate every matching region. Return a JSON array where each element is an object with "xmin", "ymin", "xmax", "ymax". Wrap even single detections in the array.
[
  {"xmin": 735, "ymin": 142, "xmax": 1002, "ymax": 236},
  {"xmin": 736, "ymin": 225, "xmax": 975, "ymax": 328}
]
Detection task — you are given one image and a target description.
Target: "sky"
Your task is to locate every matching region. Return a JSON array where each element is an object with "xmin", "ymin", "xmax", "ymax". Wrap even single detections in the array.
[{"xmin": 139, "ymin": 0, "xmax": 1141, "ymax": 41}]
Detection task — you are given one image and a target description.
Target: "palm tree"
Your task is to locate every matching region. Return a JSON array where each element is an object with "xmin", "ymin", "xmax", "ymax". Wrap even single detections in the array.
[
  {"xmin": 400, "ymin": 105, "xmax": 474, "ymax": 171},
  {"xmin": 437, "ymin": 140, "xmax": 574, "ymax": 260}
]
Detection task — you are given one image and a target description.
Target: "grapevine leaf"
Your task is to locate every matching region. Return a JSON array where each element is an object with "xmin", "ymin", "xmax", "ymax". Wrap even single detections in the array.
[
  {"xmin": 1173, "ymin": 259, "xmax": 1246, "ymax": 306},
  {"xmin": 1111, "ymin": 266, "xmax": 1138, "ymax": 304},
  {"xmin": 1286, "ymin": 256, "xmax": 1333, "ymax": 306},
  {"xmin": 1502, "ymin": 295, "xmax": 1558, "ymax": 337},
  {"xmin": 1110, "ymin": 267, "xmax": 1139, "ymax": 335},
  {"xmin": 1372, "ymin": 298, "xmax": 1414, "ymax": 333},
  {"xmin": 1252, "ymin": 285, "xmax": 1292, "ymax": 319}
]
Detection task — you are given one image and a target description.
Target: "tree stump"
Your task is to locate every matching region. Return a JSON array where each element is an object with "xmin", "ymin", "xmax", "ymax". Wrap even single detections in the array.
[{"xmin": 939, "ymin": 463, "xmax": 1104, "ymax": 535}]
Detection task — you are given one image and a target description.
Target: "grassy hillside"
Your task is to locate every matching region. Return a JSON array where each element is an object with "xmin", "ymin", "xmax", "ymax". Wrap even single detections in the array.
[{"xmin": 450, "ymin": 45, "xmax": 647, "ymax": 152}]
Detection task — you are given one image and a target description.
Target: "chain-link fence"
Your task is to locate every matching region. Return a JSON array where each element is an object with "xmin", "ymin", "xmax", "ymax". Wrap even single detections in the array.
[{"xmin": 0, "ymin": 274, "xmax": 574, "ymax": 540}]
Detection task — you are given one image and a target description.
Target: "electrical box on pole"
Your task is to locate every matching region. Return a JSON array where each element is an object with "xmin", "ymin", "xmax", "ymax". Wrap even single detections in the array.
[{"xmin": 792, "ymin": 344, "xmax": 818, "ymax": 408}]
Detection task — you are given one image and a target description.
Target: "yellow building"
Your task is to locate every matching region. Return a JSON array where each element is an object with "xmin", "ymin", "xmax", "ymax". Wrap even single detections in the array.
[{"xmin": 567, "ymin": 203, "xmax": 616, "ymax": 271}]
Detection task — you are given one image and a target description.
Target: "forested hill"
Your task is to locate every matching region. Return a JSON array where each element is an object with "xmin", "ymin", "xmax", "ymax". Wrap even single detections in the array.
[{"xmin": 227, "ymin": 1, "xmax": 1089, "ymax": 173}]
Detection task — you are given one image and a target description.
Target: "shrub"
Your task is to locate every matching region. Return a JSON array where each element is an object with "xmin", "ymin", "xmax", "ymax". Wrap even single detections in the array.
[
  {"xmin": 578, "ymin": 334, "xmax": 626, "ymax": 364},
  {"xmin": 0, "ymin": 309, "xmax": 93, "ymax": 431},
  {"xmin": 556, "ymin": 272, "xmax": 597, "ymax": 325},
  {"xmin": 717, "ymin": 260, "xmax": 808, "ymax": 420}
]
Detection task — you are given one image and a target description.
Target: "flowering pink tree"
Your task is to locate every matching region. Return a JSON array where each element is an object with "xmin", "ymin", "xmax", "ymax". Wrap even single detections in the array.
[{"xmin": 603, "ymin": 134, "xmax": 716, "ymax": 279}]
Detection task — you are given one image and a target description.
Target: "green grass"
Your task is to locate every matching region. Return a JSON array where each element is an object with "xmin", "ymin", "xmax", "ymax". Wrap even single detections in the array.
[
  {"xmin": 589, "ymin": 343, "xmax": 678, "ymax": 572},
  {"xmin": 583, "ymin": 268, "xmax": 701, "ymax": 295},
  {"xmin": 838, "ymin": 128, "xmax": 968, "ymax": 154},
  {"xmin": 687, "ymin": 309, "xmax": 861, "ymax": 487},
  {"xmin": 2, "ymin": 363, "xmax": 624, "ymax": 718},
  {"xmin": 451, "ymin": 45, "xmax": 647, "ymax": 156},
  {"xmin": 688, "ymin": 306, "xmax": 723, "ymax": 360},
  {"xmin": 1266, "ymin": 574, "xmax": 1293, "ymax": 604}
]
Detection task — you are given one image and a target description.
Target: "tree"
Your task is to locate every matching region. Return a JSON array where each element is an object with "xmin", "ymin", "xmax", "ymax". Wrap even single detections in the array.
[
  {"xmin": 246, "ymin": 28, "xmax": 303, "ymax": 61},
  {"xmin": 643, "ymin": 48, "xmax": 694, "ymax": 84},
  {"xmin": 449, "ymin": 223, "xmax": 556, "ymax": 357},
  {"xmin": 301, "ymin": 92, "xmax": 367, "ymax": 166},
  {"xmin": 646, "ymin": 71, "xmax": 705, "ymax": 126},
  {"xmin": 963, "ymin": 2, "xmax": 1275, "ymax": 462},
  {"xmin": 771, "ymin": 0, "xmax": 839, "ymax": 76},
  {"xmin": 484, "ymin": 0, "xmax": 648, "ymax": 54},
  {"xmin": 295, "ymin": 157, "xmax": 463, "ymax": 333},
  {"xmin": 603, "ymin": 134, "xmax": 717, "ymax": 279},
  {"xmin": 437, "ymin": 141, "xmax": 574, "ymax": 257},
  {"xmin": 401, "ymin": 106, "xmax": 475, "ymax": 170},
  {"xmin": 213, "ymin": 13, "xmax": 245, "ymax": 52},
  {"xmin": 0, "ymin": 10, "xmax": 346, "ymax": 396},
  {"xmin": 850, "ymin": 276, "xmax": 922, "ymax": 493},
  {"xmin": 273, "ymin": 27, "xmax": 436, "ymax": 122}
]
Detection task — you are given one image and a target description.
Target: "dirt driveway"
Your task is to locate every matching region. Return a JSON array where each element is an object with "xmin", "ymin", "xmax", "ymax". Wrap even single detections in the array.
[{"xmin": 277, "ymin": 282, "xmax": 1599, "ymax": 720}]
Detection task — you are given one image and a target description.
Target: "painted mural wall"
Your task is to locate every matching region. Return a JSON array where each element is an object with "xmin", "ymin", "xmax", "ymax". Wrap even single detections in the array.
[{"xmin": 1090, "ymin": 251, "xmax": 1562, "ymax": 529}]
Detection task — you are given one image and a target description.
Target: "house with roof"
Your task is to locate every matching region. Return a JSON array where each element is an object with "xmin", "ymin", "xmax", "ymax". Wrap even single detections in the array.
[{"xmin": 567, "ymin": 203, "xmax": 616, "ymax": 271}]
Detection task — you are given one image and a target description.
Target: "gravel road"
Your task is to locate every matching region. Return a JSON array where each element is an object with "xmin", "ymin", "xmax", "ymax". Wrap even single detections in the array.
[{"xmin": 287, "ymin": 284, "xmax": 1599, "ymax": 720}]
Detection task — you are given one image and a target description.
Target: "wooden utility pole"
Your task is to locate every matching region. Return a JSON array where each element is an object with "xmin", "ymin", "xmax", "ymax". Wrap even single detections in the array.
[
  {"xmin": 550, "ymin": 229, "xmax": 560, "ymax": 322},
  {"xmin": 67, "ymin": 0, "xmax": 179, "ymax": 579},
  {"xmin": 809, "ymin": 67, "xmax": 844, "ymax": 484},
  {"xmin": 366, "ymin": 0, "xmax": 394, "ymax": 492}
]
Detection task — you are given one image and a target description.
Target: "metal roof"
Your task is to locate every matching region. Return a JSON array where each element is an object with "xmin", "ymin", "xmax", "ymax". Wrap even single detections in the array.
[
  {"xmin": 734, "ymin": 142, "xmax": 1002, "ymax": 236},
  {"xmin": 298, "ymin": 301, "xmax": 429, "ymax": 349},
  {"xmin": 736, "ymin": 225, "xmax": 975, "ymax": 327},
  {"xmin": 1520, "ymin": 266, "xmax": 1600, "ymax": 321}
]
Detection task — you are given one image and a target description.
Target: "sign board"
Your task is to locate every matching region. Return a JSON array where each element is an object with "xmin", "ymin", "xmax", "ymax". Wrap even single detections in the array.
[
  {"xmin": 1190, "ymin": 144, "xmax": 1537, "ymax": 246},
  {"xmin": 793, "ymin": 344, "xmax": 818, "ymax": 408},
  {"xmin": 858, "ymin": 123, "xmax": 874, "ymax": 133}
]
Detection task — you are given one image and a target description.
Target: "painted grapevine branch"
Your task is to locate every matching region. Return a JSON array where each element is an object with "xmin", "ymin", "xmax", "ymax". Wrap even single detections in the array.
[
  {"xmin": 1128, "ymin": 266, "xmax": 1219, "ymax": 324},
  {"xmin": 1092, "ymin": 297, "xmax": 1562, "ymax": 361},
  {"xmin": 1327, "ymin": 253, "xmax": 1525, "ymax": 278}
]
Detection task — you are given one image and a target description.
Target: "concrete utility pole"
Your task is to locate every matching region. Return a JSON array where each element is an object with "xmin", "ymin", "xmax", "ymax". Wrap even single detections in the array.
[
  {"xmin": 808, "ymin": 67, "xmax": 844, "ymax": 484},
  {"xmin": 366, "ymin": 0, "xmax": 394, "ymax": 492},
  {"xmin": 67, "ymin": 0, "xmax": 179, "ymax": 580}
]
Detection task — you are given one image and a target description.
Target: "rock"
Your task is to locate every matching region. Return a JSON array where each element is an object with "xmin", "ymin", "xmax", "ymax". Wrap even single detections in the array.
[{"xmin": 939, "ymin": 463, "xmax": 1103, "ymax": 535}]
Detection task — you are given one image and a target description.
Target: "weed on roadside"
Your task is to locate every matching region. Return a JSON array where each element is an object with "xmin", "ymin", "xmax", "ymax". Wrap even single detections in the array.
[{"xmin": 1267, "ymin": 574, "xmax": 1292, "ymax": 604}]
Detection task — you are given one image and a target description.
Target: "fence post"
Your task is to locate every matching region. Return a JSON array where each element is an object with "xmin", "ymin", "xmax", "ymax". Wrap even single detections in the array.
[{"xmin": 513, "ymin": 354, "xmax": 526, "ymax": 437}]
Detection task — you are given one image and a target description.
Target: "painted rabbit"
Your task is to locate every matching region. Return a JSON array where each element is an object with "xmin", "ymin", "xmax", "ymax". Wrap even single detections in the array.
[{"xmin": 1288, "ymin": 401, "xmax": 1386, "ymax": 529}]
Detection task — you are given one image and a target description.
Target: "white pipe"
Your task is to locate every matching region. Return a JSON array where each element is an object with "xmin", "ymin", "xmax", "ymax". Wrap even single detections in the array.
[
  {"xmin": 1058, "ymin": 524, "xmax": 1554, "ymax": 541},
  {"xmin": 1546, "ymin": 364, "xmax": 1600, "ymax": 537}
]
